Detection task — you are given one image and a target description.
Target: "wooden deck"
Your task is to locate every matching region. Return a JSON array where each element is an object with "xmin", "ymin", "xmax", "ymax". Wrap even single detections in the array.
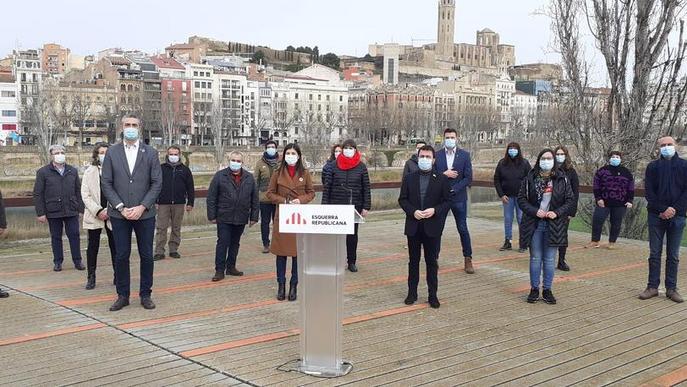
[{"xmin": 0, "ymin": 211, "xmax": 686, "ymax": 386}]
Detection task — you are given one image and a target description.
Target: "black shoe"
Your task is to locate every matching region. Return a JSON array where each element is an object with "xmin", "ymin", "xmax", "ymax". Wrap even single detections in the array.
[
  {"xmin": 153, "ymin": 254, "xmax": 165, "ymax": 261},
  {"xmin": 226, "ymin": 266, "xmax": 244, "ymax": 276},
  {"xmin": 347, "ymin": 263, "xmax": 358, "ymax": 272},
  {"xmin": 404, "ymin": 293, "xmax": 418, "ymax": 305},
  {"xmin": 109, "ymin": 296, "xmax": 129, "ymax": 311},
  {"xmin": 113, "ymin": 278, "xmax": 117, "ymax": 286},
  {"xmin": 499, "ymin": 240, "xmax": 512, "ymax": 251},
  {"xmin": 518, "ymin": 247, "xmax": 527, "ymax": 254},
  {"xmin": 53, "ymin": 263, "xmax": 62, "ymax": 272},
  {"xmin": 85, "ymin": 274, "xmax": 95, "ymax": 290},
  {"xmin": 288, "ymin": 283, "xmax": 297, "ymax": 301},
  {"xmin": 74, "ymin": 261, "xmax": 86, "ymax": 271},
  {"xmin": 140, "ymin": 297, "xmax": 156, "ymax": 310},
  {"xmin": 542, "ymin": 289, "xmax": 557, "ymax": 304},
  {"xmin": 557, "ymin": 259, "xmax": 570, "ymax": 271},
  {"xmin": 428, "ymin": 296, "xmax": 441, "ymax": 309},
  {"xmin": 0, "ymin": 288, "xmax": 9, "ymax": 298},
  {"xmin": 169, "ymin": 252, "xmax": 181, "ymax": 259},
  {"xmin": 527, "ymin": 288, "xmax": 539, "ymax": 303},
  {"xmin": 277, "ymin": 283, "xmax": 286, "ymax": 301},
  {"xmin": 211, "ymin": 271, "xmax": 225, "ymax": 282}
]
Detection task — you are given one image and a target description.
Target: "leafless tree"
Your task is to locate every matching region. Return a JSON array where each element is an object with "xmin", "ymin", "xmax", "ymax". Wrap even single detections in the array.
[
  {"xmin": 71, "ymin": 94, "xmax": 92, "ymax": 150},
  {"xmin": 209, "ymin": 102, "xmax": 226, "ymax": 168},
  {"xmin": 23, "ymin": 86, "xmax": 59, "ymax": 165},
  {"xmin": 160, "ymin": 91, "xmax": 181, "ymax": 146}
]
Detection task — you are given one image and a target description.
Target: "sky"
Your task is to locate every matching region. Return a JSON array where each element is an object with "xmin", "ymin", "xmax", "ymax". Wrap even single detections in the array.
[{"xmin": 0, "ymin": 0, "xmax": 559, "ymax": 65}]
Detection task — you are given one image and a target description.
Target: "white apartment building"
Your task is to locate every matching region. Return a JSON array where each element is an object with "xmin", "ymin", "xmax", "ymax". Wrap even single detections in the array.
[
  {"xmin": 185, "ymin": 63, "xmax": 214, "ymax": 144},
  {"xmin": 0, "ymin": 74, "xmax": 19, "ymax": 145},
  {"xmin": 213, "ymin": 72, "xmax": 259, "ymax": 146},
  {"xmin": 513, "ymin": 90, "xmax": 538, "ymax": 133}
]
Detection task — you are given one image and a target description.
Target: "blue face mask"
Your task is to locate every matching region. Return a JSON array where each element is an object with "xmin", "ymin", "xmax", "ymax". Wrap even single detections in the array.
[
  {"xmin": 539, "ymin": 159, "xmax": 554, "ymax": 171},
  {"xmin": 123, "ymin": 127, "xmax": 139, "ymax": 141},
  {"xmin": 229, "ymin": 161, "xmax": 242, "ymax": 172},
  {"xmin": 609, "ymin": 157, "xmax": 621, "ymax": 167},
  {"xmin": 661, "ymin": 145, "xmax": 676, "ymax": 158},
  {"xmin": 444, "ymin": 138, "xmax": 456, "ymax": 149},
  {"xmin": 418, "ymin": 157, "xmax": 433, "ymax": 171},
  {"xmin": 265, "ymin": 147, "xmax": 277, "ymax": 157},
  {"xmin": 508, "ymin": 148, "xmax": 519, "ymax": 158}
]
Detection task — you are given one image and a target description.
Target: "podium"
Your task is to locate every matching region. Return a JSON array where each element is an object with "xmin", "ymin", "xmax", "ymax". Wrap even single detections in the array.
[{"xmin": 279, "ymin": 204, "xmax": 364, "ymax": 377}]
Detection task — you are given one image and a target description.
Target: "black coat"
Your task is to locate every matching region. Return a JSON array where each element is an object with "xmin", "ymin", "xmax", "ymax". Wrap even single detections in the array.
[
  {"xmin": 398, "ymin": 171, "xmax": 451, "ymax": 238},
  {"xmin": 322, "ymin": 162, "xmax": 372, "ymax": 212},
  {"xmin": 518, "ymin": 169, "xmax": 576, "ymax": 249},
  {"xmin": 33, "ymin": 163, "xmax": 84, "ymax": 218},
  {"xmin": 561, "ymin": 167, "xmax": 580, "ymax": 217},
  {"xmin": 403, "ymin": 155, "xmax": 420, "ymax": 177},
  {"xmin": 493, "ymin": 158, "xmax": 531, "ymax": 198},
  {"xmin": 206, "ymin": 168, "xmax": 259, "ymax": 225},
  {"xmin": 156, "ymin": 162, "xmax": 195, "ymax": 206},
  {"xmin": 0, "ymin": 189, "xmax": 6, "ymax": 229}
]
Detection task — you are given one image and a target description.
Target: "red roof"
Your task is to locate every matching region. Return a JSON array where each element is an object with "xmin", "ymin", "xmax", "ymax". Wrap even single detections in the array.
[{"xmin": 151, "ymin": 55, "xmax": 185, "ymax": 70}]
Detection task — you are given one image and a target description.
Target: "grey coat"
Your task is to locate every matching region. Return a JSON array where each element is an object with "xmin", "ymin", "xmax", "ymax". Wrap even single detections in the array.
[
  {"xmin": 33, "ymin": 163, "xmax": 84, "ymax": 218},
  {"xmin": 101, "ymin": 142, "xmax": 162, "ymax": 220}
]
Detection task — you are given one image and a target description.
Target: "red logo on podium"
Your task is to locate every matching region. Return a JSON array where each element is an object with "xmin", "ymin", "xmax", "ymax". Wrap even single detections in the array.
[{"xmin": 286, "ymin": 212, "xmax": 307, "ymax": 225}]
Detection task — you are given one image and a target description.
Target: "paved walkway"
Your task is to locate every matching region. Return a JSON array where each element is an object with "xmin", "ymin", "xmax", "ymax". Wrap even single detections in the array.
[{"xmin": 0, "ymin": 211, "xmax": 686, "ymax": 386}]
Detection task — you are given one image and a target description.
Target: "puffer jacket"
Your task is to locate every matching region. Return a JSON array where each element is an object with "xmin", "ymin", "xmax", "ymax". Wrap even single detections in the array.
[{"xmin": 322, "ymin": 162, "xmax": 371, "ymax": 212}]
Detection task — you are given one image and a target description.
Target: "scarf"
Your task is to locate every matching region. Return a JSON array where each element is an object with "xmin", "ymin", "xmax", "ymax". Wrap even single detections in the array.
[
  {"xmin": 535, "ymin": 173, "xmax": 552, "ymax": 202},
  {"xmin": 337, "ymin": 150, "xmax": 361, "ymax": 171},
  {"xmin": 263, "ymin": 152, "xmax": 278, "ymax": 168}
]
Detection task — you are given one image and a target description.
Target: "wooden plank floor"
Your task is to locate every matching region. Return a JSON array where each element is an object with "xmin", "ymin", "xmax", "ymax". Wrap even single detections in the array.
[{"xmin": 0, "ymin": 210, "xmax": 686, "ymax": 386}]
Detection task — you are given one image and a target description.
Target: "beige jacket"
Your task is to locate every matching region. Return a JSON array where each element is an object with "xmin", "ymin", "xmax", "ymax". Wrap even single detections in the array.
[{"xmin": 81, "ymin": 165, "xmax": 111, "ymax": 230}]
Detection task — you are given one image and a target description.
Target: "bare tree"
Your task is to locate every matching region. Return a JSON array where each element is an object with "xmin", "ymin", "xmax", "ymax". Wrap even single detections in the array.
[
  {"xmin": 24, "ymin": 86, "xmax": 59, "ymax": 165},
  {"xmin": 71, "ymin": 94, "xmax": 92, "ymax": 150},
  {"xmin": 209, "ymin": 102, "xmax": 225, "ymax": 169},
  {"xmin": 160, "ymin": 91, "xmax": 181, "ymax": 146}
]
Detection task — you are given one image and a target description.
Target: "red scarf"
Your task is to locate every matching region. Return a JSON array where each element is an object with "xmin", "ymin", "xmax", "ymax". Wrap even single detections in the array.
[
  {"xmin": 232, "ymin": 170, "xmax": 242, "ymax": 185},
  {"xmin": 337, "ymin": 150, "xmax": 361, "ymax": 171},
  {"xmin": 287, "ymin": 165, "xmax": 296, "ymax": 178}
]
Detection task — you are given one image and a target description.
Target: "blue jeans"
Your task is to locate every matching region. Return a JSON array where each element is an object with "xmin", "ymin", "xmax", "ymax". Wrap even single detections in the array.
[
  {"xmin": 215, "ymin": 223, "xmax": 246, "ymax": 272},
  {"xmin": 647, "ymin": 213, "xmax": 685, "ymax": 290},
  {"xmin": 276, "ymin": 256, "xmax": 298, "ymax": 285},
  {"xmin": 529, "ymin": 221, "xmax": 557, "ymax": 290},
  {"xmin": 47, "ymin": 216, "xmax": 82, "ymax": 265},
  {"xmin": 592, "ymin": 206, "xmax": 627, "ymax": 243},
  {"xmin": 110, "ymin": 217, "xmax": 155, "ymax": 298},
  {"xmin": 503, "ymin": 196, "xmax": 522, "ymax": 241},
  {"xmin": 260, "ymin": 203, "xmax": 276, "ymax": 247},
  {"xmin": 448, "ymin": 201, "xmax": 473, "ymax": 258}
]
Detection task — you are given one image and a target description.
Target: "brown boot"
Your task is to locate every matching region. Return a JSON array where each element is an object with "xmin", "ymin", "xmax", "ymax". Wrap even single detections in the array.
[
  {"xmin": 638, "ymin": 287, "xmax": 659, "ymax": 300},
  {"xmin": 666, "ymin": 289, "xmax": 684, "ymax": 303},
  {"xmin": 464, "ymin": 257, "xmax": 475, "ymax": 274}
]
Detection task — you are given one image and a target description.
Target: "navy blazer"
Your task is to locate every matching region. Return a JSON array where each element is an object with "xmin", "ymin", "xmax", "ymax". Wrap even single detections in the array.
[{"xmin": 434, "ymin": 148, "xmax": 473, "ymax": 202}]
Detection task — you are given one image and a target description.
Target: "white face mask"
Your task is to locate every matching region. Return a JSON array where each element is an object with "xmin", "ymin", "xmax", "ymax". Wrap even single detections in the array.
[
  {"xmin": 168, "ymin": 155, "xmax": 180, "ymax": 164},
  {"xmin": 343, "ymin": 148, "xmax": 356, "ymax": 158},
  {"xmin": 540, "ymin": 159, "xmax": 554, "ymax": 171},
  {"xmin": 98, "ymin": 154, "xmax": 106, "ymax": 164},
  {"xmin": 53, "ymin": 154, "xmax": 66, "ymax": 164},
  {"xmin": 555, "ymin": 155, "xmax": 566, "ymax": 164},
  {"xmin": 284, "ymin": 154, "xmax": 299, "ymax": 166},
  {"xmin": 334, "ymin": 151, "xmax": 341, "ymax": 159}
]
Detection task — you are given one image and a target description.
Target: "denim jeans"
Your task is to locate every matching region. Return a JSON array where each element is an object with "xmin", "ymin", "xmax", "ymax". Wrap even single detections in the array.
[
  {"xmin": 47, "ymin": 216, "xmax": 82, "ymax": 265},
  {"xmin": 110, "ymin": 217, "xmax": 155, "ymax": 298},
  {"xmin": 503, "ymin": 196, "xmax": 522, "ymax": 241},
  {"xmin": 214, "ymin": 223, "xmax": 246, "ymax": 272},
  {"xmin": 276, "ymin": 256, "xmax": 298, "ymax": 285},
  {"xmin": 448, "ymin": 200, "xmax": 473, "ymax": 258},
  {"xmin": 647, "ymin": 213, "xmax": 685, "ymax": 290},
  {"xmin": 529, "ymin": 221, "xmax": 557, "ymax": 290},
  {"xmin": 592, "ymin": 206, "xmax": 627, "ymax": 243},
  {"xmin": 260, "ymin": 203, "xmax": 276, "ymax": 247}
]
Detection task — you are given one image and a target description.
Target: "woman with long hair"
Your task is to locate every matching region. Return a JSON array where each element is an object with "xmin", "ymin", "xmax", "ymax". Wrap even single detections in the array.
[
  {"xmin": 518, "ymin": 148, "xmax": 576, "ymax": 304},
  {"xmin": 267, "ymin": 143, "xmax": 315, "ymax": 301},
  {"xmin": 494, "ymin": 142, "xmax": 531, "ymax": 252},
  {"xmin": 321, "ymin": 144, "xmax": 342, "ymax": 186},
  {"xmin": 553, "ymin": 145, "xmax": 579, "ymax": 271}
]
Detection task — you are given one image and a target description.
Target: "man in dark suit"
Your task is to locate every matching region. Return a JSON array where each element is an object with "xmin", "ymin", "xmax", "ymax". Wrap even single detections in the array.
[
  {"xmin": 399, "ymin": 145, "xmax": 451, "ymax": 309},
  {"xmin": 101, "ymin": 114, "xmax": 162, "ymax": 311},
  {"xmin": 435, "ymin": 128, "xmax": 475, "ymax": 274}
]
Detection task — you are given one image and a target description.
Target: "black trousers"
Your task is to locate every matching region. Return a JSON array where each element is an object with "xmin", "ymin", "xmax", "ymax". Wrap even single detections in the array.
[
  {"xmin": 346, "ymin": 223, "xmax": 360, "ymax": 264},
  {"xmin": 86, "ymin": 227, "xmax": 117, "ymax": 282},
  {"xmin": 407, "ymin": 223, "xmax": 440, "ymax": 298}
]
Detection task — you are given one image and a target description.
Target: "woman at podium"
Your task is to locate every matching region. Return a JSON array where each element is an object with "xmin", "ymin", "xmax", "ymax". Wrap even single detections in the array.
[{"xmin": 267, "ymin": 143, "xmax": 315, "ymax": 301}]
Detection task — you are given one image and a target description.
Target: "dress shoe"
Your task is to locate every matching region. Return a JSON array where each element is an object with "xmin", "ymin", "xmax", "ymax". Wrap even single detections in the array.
[
  {"xmin": 557, "ymin": 259, "xmax": 570, "ymax": 271},
  {"xmin": 288, "ymin": 283, "xmax": 298, "ymax": 301},
  {"xmin": 464, "ymin": 257, "xmax": 475, "ymax": 274},
  {"xmin": 404, "ymin": 293, "xmax": 418, "ymax": 305},
  {"xmin": 140, "ymin": 297, "xmax": 156, "ymax": 310},
  {"xmin": 262, "ymin": 245, "xmax": 270, "ymax": 254},
  {"xmin": 527, "ymin": 288, "xmax": 539, "ymax": 303},
  {"xmin": 211, "ymin": 271, "xmax": 225, "ymax": 282},
  {"xmin": 226, "ymin": 266, "xmax": 244, "ymax": 276},
  {"xmin": 499, "ymin": 239, "xmax": 512, "ymax": 251},
  {"xmin": 277, "ymin": 283, "xmax": 286, "ymax": 301},
  {"xmin": 347, "ymin": 263, "xmax": 358, "ymax": 272},
  {"xmin": 169, "ymin": 252, "xmax": 181, "ymax": 259},
  {"xmin": 667, "ymin": 289, "xmax": 684, "ymax": 303},
  {"xmin": 0, "ymin": 288, "xmax": 9, "ymax": 298},
  {"xmin": 542, "ymin": 289, "xmax": 557, "ymax": 304},
  {"xmin": 428, "ymin": 296, "xmax": 441, "ymax": 309},
  {"xmin": 584, "ymin": 241, "xmax": 600, "ymax": 249},
  {"xmin": 153, "ymin": 254, "xmax": 165, "ymax": 261},
  {"xmin": 85, "ymin": 274, "xmax": 96, "ymax": 290},
  {"xmin": 74, "ymin": 261, "xmax": 86, "ymax": 271},
  {"xmin": 53, "ymin": 263, "xmax": 62, "ymax": 272},
  {"xmin": 109, "ymin": 296, "xmax": 129, "ymax": 311},
  {"xmin": 638, "ymin": 287, "xmax": 659, "ymax": 300}
]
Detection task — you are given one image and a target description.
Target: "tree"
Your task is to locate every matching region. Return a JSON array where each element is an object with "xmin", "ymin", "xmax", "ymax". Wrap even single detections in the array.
[
  {"xmin": 286, "ymin": 45, "xmax": 296, "ymax": 52},
  {"xmin": 209, "ymin": 102, "xmax": 226, "ymax": 169},
  {"xmin": 320, "ymin": 53, "xmax": 341, "ymax": 70},
  {"xmin": 71, "ymin": 94, "xmax": 92, "ymax": 150},
  {"xmin": 250, "ymin": 50, "xmax": 267, "ymax": 65},
  {"xmin": 24, "ymin": 86, "xmax": 59, "ymax": 165},
  {"xmin": 160, "ymin": 90, "xmax": 182, "ymax": 146},
  {"xmin": 313, "ymin": 46, "xmax": 320, "ymax": 63}
]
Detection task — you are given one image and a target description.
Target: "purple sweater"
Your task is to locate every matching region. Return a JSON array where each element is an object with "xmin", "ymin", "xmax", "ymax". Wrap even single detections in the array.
[{"xmin": 593, "ymin": 165, "xmax": 635, "ymax": 207}]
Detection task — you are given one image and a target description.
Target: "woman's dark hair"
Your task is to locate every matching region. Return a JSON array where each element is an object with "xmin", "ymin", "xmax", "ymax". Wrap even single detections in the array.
[
  {"xmin": 533, "ymin": 148, "xmax": 557, "ymax": 174},
  {"xmin": 280, "ymin": 143, "xmax": 305, "ymax": 175},
  {"xmin": 554, "ymin": 145, "xmax": 573, "ymax": 170},
  {"xmin": 503, "ymin": 142, "xmax": 523, "ymax": 165},
  {"xmin": 609, "ymin": 150, "xmax": 622, "ymax": 158},
  {"xmin": 342, "ymin": 139, "xmax": 357, "ymax": 149},
  {"xmin": 328, "ymin": 143, "xmax": 342, "ymax": 161},
  {"xmin": 91, "ymin": 142, "xmax": 109, "ymax": 166}
]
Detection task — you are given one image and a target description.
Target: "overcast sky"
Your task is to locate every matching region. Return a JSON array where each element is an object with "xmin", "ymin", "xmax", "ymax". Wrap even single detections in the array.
[{"xmin": 1, "ymin": 0, "xmax": 558, "ymax": 65}]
